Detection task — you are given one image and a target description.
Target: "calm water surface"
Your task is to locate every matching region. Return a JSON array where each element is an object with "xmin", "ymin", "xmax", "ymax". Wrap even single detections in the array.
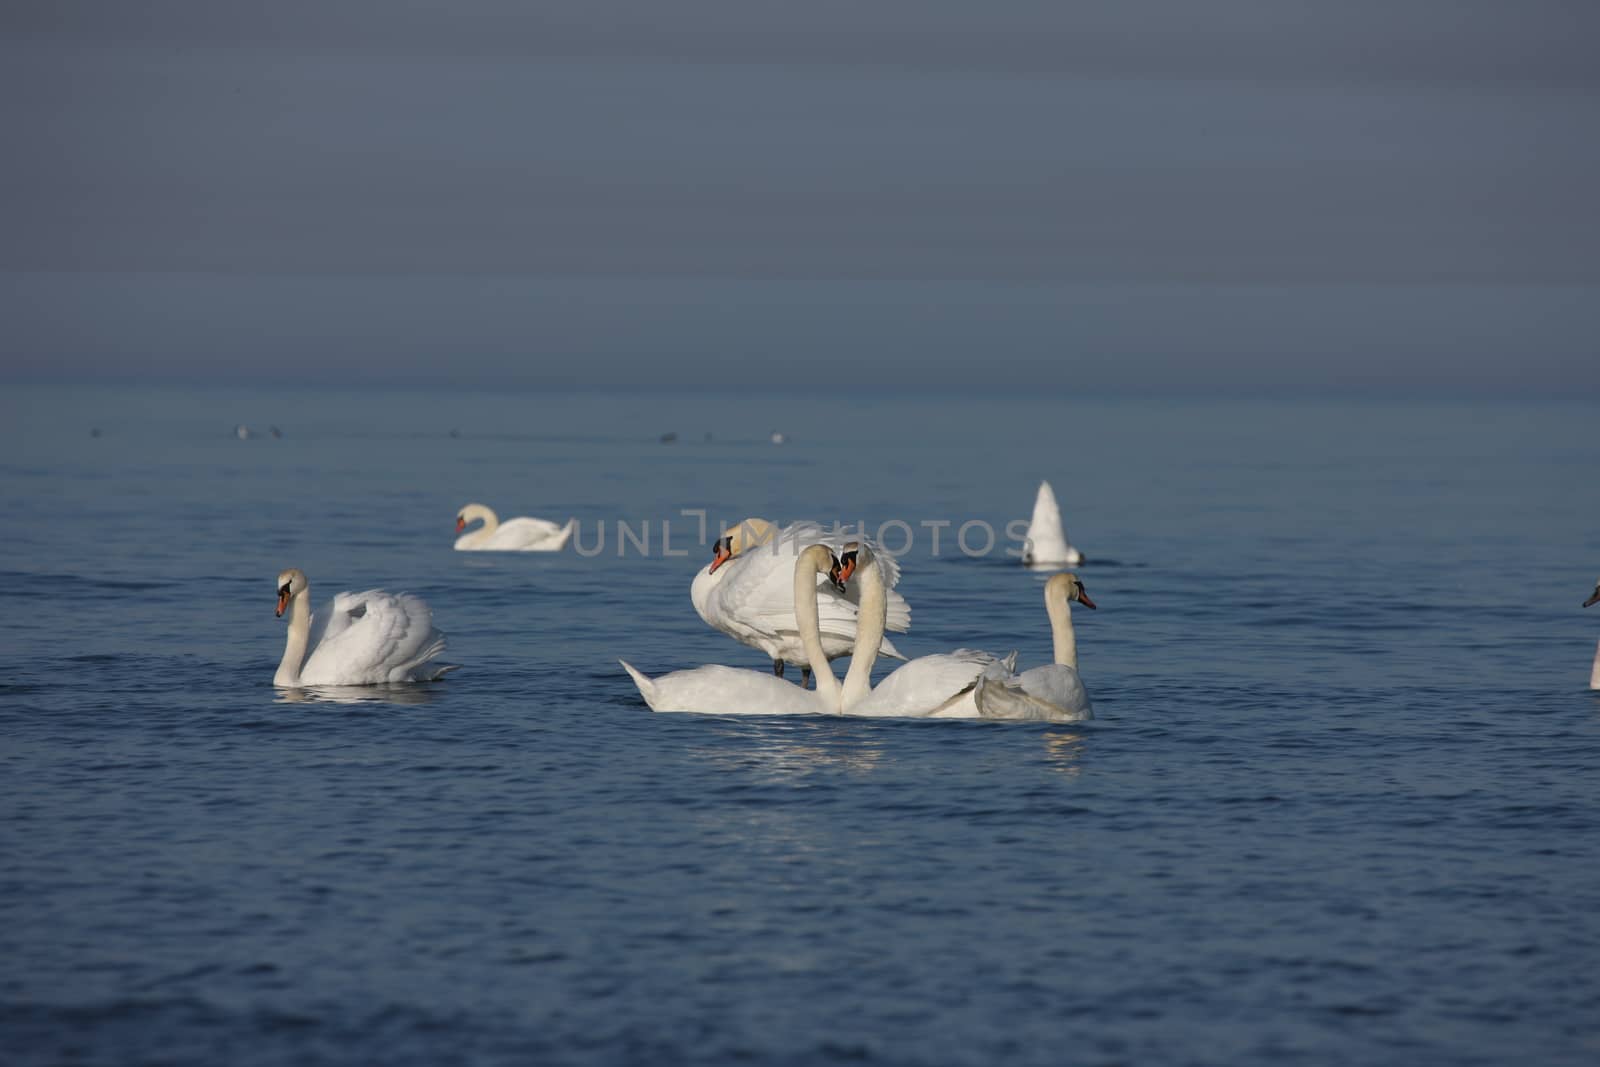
[{"xmin": 2, "ymin": 385, "xmax": 1598, "ymax": 1065}]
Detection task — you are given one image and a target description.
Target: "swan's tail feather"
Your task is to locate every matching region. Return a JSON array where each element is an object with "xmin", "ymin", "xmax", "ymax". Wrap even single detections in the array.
[
  {"xmin": 412, "ymin": 630, "xmax": 451, "ymax": 681},
  {"xmin": 619, "ymin": 660, "xmax": 658, "ymax": 709},
  {"xmin": 396, "ymin": 629, "xmax": 452, "ymax": 682},
  {"xmin": 877, "ymin": 635, "xmax": 909, "ymax": 661},
  {"xmin": 552, "ymin": 518, "xmax": 576, "ymax": 550}
]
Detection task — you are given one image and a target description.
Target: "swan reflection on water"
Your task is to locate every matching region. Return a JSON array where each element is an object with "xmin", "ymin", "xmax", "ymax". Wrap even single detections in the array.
[
  {"xmin": 693, "ymin": 723, "xmax": 1088, "ymax": 785},
  {"xmin": 274, "ymin": 683, "xmax": 440, "ymax": 707},
  {"xmin": 1042, "ymin": 730, "xmax": 1088, "ymax": 778},
  {"xmin": 695, "ymin": 721, "xmax": 887, "ymax": 780}
]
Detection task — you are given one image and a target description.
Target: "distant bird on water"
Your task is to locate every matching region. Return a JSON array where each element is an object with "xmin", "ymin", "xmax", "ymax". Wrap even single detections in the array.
[{"xmin": 1021, "ymin": 480, "xmax": 1085, "ymax": 568}]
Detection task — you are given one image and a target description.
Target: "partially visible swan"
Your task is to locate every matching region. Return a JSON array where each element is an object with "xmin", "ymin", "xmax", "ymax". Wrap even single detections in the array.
[
  {"xmin": 454, "ymin": 503, "xmax": 574, "ymax": 552},
  {"xmin": 974, "ymin": 573, "xmax": 1095, "ymax": 722},
  {"xmin": 823, "ymin": 543, "xmax": 1017, "ymax": 719},
  {"xmin": 273, "ymin": 568, "xmax": 455, "ymax": 687},
  {"xmin": 623, "ymin": 544, "xmax": 859, "ymax": 715},
  {"xmin": 1586, "ymin": 578, "xmax": 1600, "ymax": 690},
  {"xmin": 1021, "ymin": 480, "xmax": 1085, "ymax": 567},
  {"xmin": 690, "ymin": 518, "xmax": 911, "ymax": 680}
]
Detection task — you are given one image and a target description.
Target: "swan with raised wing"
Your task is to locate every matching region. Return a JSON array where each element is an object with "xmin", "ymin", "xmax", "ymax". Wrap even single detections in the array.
[
  {"xmin": 1020, "ymin": 480, "xmax": 1084, "ymax": 567},
  {"xmin": 273, "ymin": 568, "xmax": 455, "ymax": 687},
  {"xmin": 454, "ymin": 503, "xmax": 574, "ymax": 551},
  {"xmin": 690, "ymin": 518, "xmax": 911, "ymax": 682},
  {"xmin": 974, "ymin": 573, "xmax": 1095, "ymax": 722}
]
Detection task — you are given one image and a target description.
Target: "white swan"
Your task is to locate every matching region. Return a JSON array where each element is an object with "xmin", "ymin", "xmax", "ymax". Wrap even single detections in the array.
[
  {"xmin": 1021, "ymin": 480, "xmax": 1085, "ymax": 567},
  {"xmin": 273, "ymin": 568, "xmax": 455, "ymax": 687},
  {"xmin": 454, "ymin": 503, "xmax": 574, "ymax": 552},
  {"xmin": 820, "ymin": 543, "xmax": 1017, "ymax": 719},
  {"xmin": 690, "ymin": 518, "xmax": 911, "ymax": 680},
  {"xmin": 974, "ymin": 573, "xmax": 1095, "ymax": 722},
  {"xmin": 1585, "ymin": 578, "xmax": 1600, "ymax": 690},
  {"xmin": 623, "ymin": 544, "xmax": 863, "ymax": 715}
]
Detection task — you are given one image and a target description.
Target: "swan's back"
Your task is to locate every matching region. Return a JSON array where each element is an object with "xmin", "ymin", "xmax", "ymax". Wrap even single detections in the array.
[
  {"xmin": 620, "ymin": 661, "xmax": 826, "ymax": 716},
  {"xmin": 457, "ymin": 516, "xmax": 573, "ymax": 551},
  {"xmin": 488, "ymin": 516, "xmax": 573, "ymax": 551},
  {"xmin": 848, "ymin": 649, "xmax": 1012, "ymax": 719},
  {"xmin": 301, "ymin": 590, "xmax": 452, "ymax": 685}
]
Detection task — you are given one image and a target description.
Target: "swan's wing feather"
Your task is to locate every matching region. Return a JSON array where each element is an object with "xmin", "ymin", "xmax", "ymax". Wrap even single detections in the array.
[
  {"xmin": 689, "ymin": 563, "xmax": 724, "ymax": 628},
  {"xmin": 1023, "ymin": 480, "xmax": 1081, "ymax": 563},
  {"xmin": 1020, "ymin": 665, "xmax": 1092, "ymax": 718},
  {"xmin": 488, "ymin": 516, "xmax": 573, "ymax": 550},
  {"xmin": 875, "ymin": 635, "xmax": 908, "ymax": 661},
  {"xmin": 778, "ymin": 521, "xmax": 904, "ymax": 589},
  {"xmin": 976, "ymin": 665, "xmax": 1093, "ymax": 722},
  {"xmin": 707, "ymin": 536, "xmax": 818, "ymax": 636},
  {"xmin": 838, "ymin": 580, "xmax": 912, "ymax": 632},
  {"xmin": 306, "ymin": 591, "xmax": 361, "ymax": 652},
  {"xmin": 856, "ymin": 537, "xmax": 903, "ymax": 589},
  {"xmin": 1027, "ymin": 481, "xmax": 1065, "ymax": 540},
  {"xmin": 303, "ymin": 590, "xmax": 449, "ymax": 684},
  {"xmin": 702, "ymin": 522, "xmax": 913, "ymax": 662}
]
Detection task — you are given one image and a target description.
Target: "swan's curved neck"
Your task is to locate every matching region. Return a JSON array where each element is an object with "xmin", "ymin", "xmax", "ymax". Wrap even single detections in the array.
[
  {"xmin": 793, "ymin": 546, "xmax": 843, "ymax": 710},
  {"xmin": 1592, "ymin": 637, "xmax": 1600, "ymax": 691},
  {"xmin": 274, "ymin": 589, "xmax": 312, "ymax": 686},
  {"xmin": 1046, "ymin": 585, "xmax": 1078, "ymax": 670},
  {"xmin": 461, "ymin": 505, "xmax": 499, "ymax": 541},
  {"xmin": 840, "ymin": 554, "xmax": 888, "ymax": 712}
]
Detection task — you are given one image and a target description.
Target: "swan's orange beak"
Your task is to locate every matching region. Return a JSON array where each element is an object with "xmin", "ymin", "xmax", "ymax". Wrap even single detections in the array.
[
  {"xmin": 836, "ymin": 554, "xmax": 858, "ymax": 585},
  {"xmin": 826, "ymin": 558, "xmax": 847, "ymax": 594},
  {"xmin": 455, "ymin": 516, "xmax": 466, "ymax": 533},
  {"xmin": 276, "ymin": 588, "xmax": 290, "ymax": 617},
  {"xmin": 1077, "ymin": 588, "xmax": 1098, "ymax": 610},
  {"xmin": 1586, "ymin": 589, "xmax": 1600, "ymax": 608},
  {"xmin": 708, "ymin": 538, "xmax": 734, "ymax": 574}
]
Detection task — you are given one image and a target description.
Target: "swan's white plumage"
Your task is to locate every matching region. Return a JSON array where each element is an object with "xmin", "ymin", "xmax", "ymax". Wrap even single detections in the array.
[
  {"xmin": 973, "ymin": 572, "xmax": 1095, "ymax": 722},
  {"xmin": 812, "ymin": 543, "xmax": 1018, "ymax": 720},
  {"xmin": 692, "ymin": 520, "xmax": 910, "ymax": 671},
  {"xmin": 274, "ymin": 571, "xmax": 454, "ymax": 688},
  {"xmin": 975, "ymin": 665, "xmax": 1092, "ymax": 722},
  {"xmin": 454, "ymin": 503, "xmax": 573, "ymax": 551},
  {"xmin": 1021, "ymin": 480, "xmax": 1083, "ymax": 567},
  {"xmin": 621, "ymin": 544, "xmax": 856, "ymax": 716},
  {"xmin": 619, "ymin": 661, "xmax": 828, "ymax": 716},
  {"xmin": 846, "ymin": 649, "xmax": 1018, "ymax": 719}
]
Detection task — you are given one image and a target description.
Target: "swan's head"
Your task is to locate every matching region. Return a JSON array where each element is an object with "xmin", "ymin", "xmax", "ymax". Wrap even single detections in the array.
[
  {"xmin": 825, "ymin": 554, "xmax": 847, "ymax": 594},
  {"xmin": 834, "ymin": 541, "xmax": 876, "ymax": 587},
  {"xmin": 797, "ymin": 542, "xmax": 848, "ymax": 594},
  {"xmin": 1048, "ymin": 572, "xmax": 1096, "ymax": 610},
  {"xmin": 456, "ymin": 503, "xmax": 493, "ymax": 533},
  {"xmin": 275, "ymin": 568, "xmax": 307, "ymax": 617},
  {"xmin": 709, "ymin": 517, "xmax": 774, "ymax": 574},
  {"xmin": 1586, "ymin": 578, "xmax": 1600, "ymax": 608}
]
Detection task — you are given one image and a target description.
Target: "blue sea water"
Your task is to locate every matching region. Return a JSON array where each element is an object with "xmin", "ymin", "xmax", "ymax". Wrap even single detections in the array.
[{"xmin": 1, "ymin": 383, "xmax": 1598, "ymax": 1065}]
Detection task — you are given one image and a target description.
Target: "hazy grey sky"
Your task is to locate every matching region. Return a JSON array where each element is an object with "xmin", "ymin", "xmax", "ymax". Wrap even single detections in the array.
[{"xmin": 3, "ymin": 1, "xmax": 1597, "ymax": 391}]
